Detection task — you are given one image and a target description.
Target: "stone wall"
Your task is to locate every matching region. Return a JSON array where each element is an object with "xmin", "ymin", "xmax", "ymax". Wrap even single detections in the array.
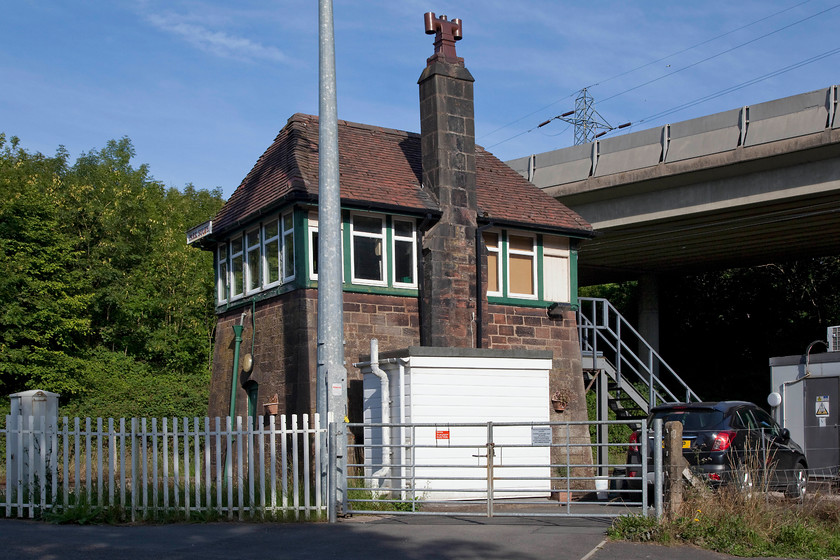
[
  {"xmin": 210, "ymin": 292, "xmax": 584, "ymax": 424},
  {"xmin": 208, "ymin": 290, "xmax": 420, "ymax": 422},
  {"xmin": 208, "ymin": 290, "xmax": 592, "ymax": 477}
]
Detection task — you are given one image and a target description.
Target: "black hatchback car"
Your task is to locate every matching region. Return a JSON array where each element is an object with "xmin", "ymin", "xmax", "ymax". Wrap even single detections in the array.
[{"xmin": 627, "ymin": 401, "xmax": 808, "ymax": 497}]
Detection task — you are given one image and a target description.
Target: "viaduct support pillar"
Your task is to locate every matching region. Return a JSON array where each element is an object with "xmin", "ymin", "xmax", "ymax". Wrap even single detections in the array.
[{"xmin": 638, "ymin": 273, "xmax": 660, "ymax": 377}]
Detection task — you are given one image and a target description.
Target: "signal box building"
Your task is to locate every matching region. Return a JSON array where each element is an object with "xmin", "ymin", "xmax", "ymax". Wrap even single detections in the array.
[{"xmin": 189, "ymin": 15, "xmax": 595, "ymax": 426}]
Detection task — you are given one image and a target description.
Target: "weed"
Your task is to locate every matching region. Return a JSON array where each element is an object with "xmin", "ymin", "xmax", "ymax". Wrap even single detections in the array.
[
  {"xmin": 609, "ymin": 484, "xmax": 840, "ymax": 560},
  {"xmin": 607, "ymin": 514, "xmax": 660, "ymax": 542}
]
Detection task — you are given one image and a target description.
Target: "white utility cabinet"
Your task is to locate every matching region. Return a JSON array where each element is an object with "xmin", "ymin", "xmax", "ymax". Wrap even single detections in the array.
[
  {"xmin": 7, "ymin": 389, "xmax": 60, "ymax": 491},
  {"xmin": 360, "ymin": 347, "xmax": 552, "ymax": 500}
]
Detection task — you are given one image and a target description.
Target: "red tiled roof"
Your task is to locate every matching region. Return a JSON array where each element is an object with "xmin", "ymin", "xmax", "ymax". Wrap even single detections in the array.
[{"xmin": 212, "ymin": 114, "xmax": 592, "ymax": 236}]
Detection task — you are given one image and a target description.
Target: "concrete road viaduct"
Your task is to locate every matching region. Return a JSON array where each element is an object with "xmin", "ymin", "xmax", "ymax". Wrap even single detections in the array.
[{"xmin": 507, "ymin": 85, "xmax": 840, "ymax": 351}]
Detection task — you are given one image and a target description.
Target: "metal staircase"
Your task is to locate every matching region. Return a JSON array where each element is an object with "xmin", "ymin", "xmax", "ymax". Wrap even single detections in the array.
[{"xmin": 577, "ymin": 297, "xmax": 702, "ymax": 475}]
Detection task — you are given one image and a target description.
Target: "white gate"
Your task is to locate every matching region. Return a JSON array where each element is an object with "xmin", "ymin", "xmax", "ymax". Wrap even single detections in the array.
[
  {"xmin": 2, "ymin": 414, "xmax": 326, "ymax": 520},
  {"xmin": 346, "ymin": 419, "xmax": 652, "ymax": 518}
]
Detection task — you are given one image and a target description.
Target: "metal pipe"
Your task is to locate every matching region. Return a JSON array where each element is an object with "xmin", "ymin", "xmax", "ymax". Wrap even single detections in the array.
[
  {"xmin": 641, "ymin": 418, "xmax": 649, "ymax": 515},
  {"xmin": 780, "ymin": 340, "xmax": 827, "ymax": 428},
  {"xmin": 318, "ymin": 0, "xmax": 347, "ymax": 519},
  {"xmin": 368, "ymin": 339, "xmax": 392, "ymax": 489},
  {"xmin": 225, "ymin": 322, "xmax": 244, "ymax": 481},
  {"xmin": 475, "ymin": 222, "xmax": 493, "ymax": 348},
  {"xmin": 398, "ymin": 360, "xmax": 407, "ymax": 500}
]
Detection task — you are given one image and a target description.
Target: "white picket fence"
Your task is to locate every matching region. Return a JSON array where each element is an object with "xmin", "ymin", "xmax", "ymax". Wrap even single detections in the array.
[{"xmin": 2, "ymin": 414, "xmax": 326, "ymax": 520}]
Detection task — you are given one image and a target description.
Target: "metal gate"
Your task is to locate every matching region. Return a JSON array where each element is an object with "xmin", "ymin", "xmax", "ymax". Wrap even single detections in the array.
[{"xmin": 343, "ymin": 419, "xmax": 657, "ymax": 518}]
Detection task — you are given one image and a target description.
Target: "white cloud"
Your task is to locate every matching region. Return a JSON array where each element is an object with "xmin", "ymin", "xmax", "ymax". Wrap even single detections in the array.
[{"xmin": 145, "ymin": 12, "xmax": 289, "ymax": 64}]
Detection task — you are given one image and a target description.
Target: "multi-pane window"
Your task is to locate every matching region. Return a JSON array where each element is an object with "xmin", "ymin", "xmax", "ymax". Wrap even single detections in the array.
[
  {"xmin": 262, "ymin": 212, "xmax": 294, "ymax": 288},
  {"xmin": 392, "ymin": 219, "xmax": 416, "ymax": 287},
  {"xmin": 217, "ymin": 243, "xmax": 229, "ymax": 303},
  {"xmin": 351, "ymin": 213, "xmax": 385, "ymax": 285},
  {"xmin": 245, "ymin": 228, "xmax": 261, "ymax": 293},
  {"xmin": 216, "ymin": 211, "xmax": 295, "ymax": 305},
  {"xmin": 215, "ymin": 210, "xmax": 434, "ymax": 305},
  {"xmin": 307, "ymin": 212, "xmax": 344, "ymax": 282},
  {"xmin": 263, "ymin": 218, "xmax": 281, "ymax": 286},
  {"xmin": 282, "ymin": 213, "xmax": 294, "ymax": 282},
  {"xmin": 483, "ymin": 231, "xmax": 501, "ymax": 296},
  {"xmin": 309, "ymin": 212, "xmax": 415, "ymax": 290},
  {"xmin": 507, "ymin": 233, "xmax": 536, "ymax": 298},
  {"xmin": 230, "ymin": 235, "xmax": 244, "ymax": 299},
  {"xmin": 308, "ymin": 216, "xmax": 319, "ymax": 281},
  {"xmin": 483, "ymin": 230, "xmax": 571, "ymax": 303},
  {"xmin": 542, "ymin": 235, "xmax": 570, "ymax": 303}
]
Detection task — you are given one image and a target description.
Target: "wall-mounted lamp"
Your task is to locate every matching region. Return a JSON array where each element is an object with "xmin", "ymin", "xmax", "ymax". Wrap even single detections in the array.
[{"xmin": 547, "ymin": 302, "xmax": 571, "ymax": 320}]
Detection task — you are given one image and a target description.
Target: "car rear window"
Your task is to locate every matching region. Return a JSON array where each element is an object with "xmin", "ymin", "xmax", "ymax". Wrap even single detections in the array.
[{"xmin": 650, "ymin": 409, "xmax": 724, "ymax": 430}]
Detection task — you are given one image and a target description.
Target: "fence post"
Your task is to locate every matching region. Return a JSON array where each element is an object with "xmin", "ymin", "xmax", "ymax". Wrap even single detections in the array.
[
  {"xmin": 486, "ymin": 422, "xmax": 495, "ymax": 518},
  {"xmin": 653, "ymin": 418, "xmax": 663, "ymax": 519},
  {"xmin": 328, "ymin": 421, "xmax": 337, "ymax": 523},
  {"xmin": 664, "ymin": 420, "xmax": 685, "ymax": 518}
]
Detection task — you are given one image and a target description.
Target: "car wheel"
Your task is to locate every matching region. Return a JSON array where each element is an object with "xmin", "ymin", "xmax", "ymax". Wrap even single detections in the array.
[{"xmin": 784, "ymin": 462, "xmax": 807, "ymax": 500}]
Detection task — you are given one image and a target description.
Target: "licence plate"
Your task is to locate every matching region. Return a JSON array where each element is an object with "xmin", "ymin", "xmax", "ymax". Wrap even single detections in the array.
[{"xmin": 654, "ymin": 438, "xmax": 693, "ymax": 448}]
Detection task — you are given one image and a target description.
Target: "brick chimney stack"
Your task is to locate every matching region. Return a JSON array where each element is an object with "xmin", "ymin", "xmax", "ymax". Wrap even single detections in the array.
[{"xmin": 418, "ymin": 13, "xmax": 478, "ymax": 348}]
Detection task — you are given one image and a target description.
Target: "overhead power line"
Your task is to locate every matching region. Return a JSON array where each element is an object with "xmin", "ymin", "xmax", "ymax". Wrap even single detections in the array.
[
  {"xmin": 632, "ymin": 45, "xmax": 840, "ymax": 127},
  {"xmin": 585, "ymin": 0, "xmax": 816, "ymax": 91},
  {"xmin": 480, "ymin": 0, "xmax": 818, "ymax": 143},
  {"xmin": 537, "ymin": 88, "xmax": 630, "ymax": 145},
  {"xmin": 483, "ymin": 0, "xmax": 838, "ymax": 150},
  {"xmin": 597, "ymin": 1, "xmax": 840, "ymax": 106}
]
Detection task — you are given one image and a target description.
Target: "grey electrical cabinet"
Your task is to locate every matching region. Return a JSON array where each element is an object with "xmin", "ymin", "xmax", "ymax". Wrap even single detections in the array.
[
  {"xmin": 770, "ymin": 352, "xmax": 840, "ymax": 473},
  {"xmin": 803, "ymin": 376, "xmax": 840, "ymax": 470}
]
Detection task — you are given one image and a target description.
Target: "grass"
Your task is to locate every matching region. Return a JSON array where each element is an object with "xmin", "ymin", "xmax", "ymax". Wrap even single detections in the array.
[
  {"xmin": 608, "ymin": 484, "xmax": 840, "ymax": 559},
  {"xmin": 346, "ymin": 471, "xmax": 425, "ymax": 513},
  {"xmin": 0, "ymin": 478, "xmax": 326, "ymax": 525}
]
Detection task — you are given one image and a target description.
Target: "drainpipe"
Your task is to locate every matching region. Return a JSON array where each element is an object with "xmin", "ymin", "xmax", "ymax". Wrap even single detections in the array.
[
  {"xmin": 368, "ymin": 339, "xmax": 391, "ymax": 489},
  {"xmin": 224, "ymin": 313, "xmax": 246, "ymax": 481},
  {"xmin": 475, "ymin": 222, "xmax": 494, "ymax": 348},
  {"xmin": 228, "ymin": 313, "xmax": 248, "ymax": 423},
  {"xmin": 416, "ymin": 213, "xmax": 434, "ymax": 346}
]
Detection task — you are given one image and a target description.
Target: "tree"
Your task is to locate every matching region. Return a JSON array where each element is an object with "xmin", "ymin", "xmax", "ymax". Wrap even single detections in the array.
[
  {"xmin": 0, "ymin": 134, "xmax": 92, "ymax": 394},
  {"xmin": 590, "ymin": 260, "xmax": 840, "ymax": 405},
  {"xmin": 0, "ymin": 134, "xmax": 224, "ymax": 417}
]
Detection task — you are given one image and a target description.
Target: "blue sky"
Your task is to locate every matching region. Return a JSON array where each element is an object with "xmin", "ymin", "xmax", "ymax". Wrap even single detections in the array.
[{"xmin": 1, "ymin": 1, "xmax": 837, "ymax": 199}]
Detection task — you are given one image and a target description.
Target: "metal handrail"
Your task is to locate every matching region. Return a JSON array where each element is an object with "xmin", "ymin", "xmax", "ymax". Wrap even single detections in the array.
[{"xmin": 578, "ymin": 297, "xmax": 701, "ymax": 409}]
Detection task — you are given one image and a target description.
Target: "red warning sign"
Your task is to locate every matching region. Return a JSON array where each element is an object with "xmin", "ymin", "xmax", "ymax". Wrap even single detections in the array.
[{"xmin": 435, "ymin": 430, "xmax": 450, "ymax": 440}]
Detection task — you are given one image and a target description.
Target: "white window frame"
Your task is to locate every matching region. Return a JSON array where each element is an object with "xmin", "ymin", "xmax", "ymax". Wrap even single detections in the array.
[
  {"xmin": 542, "ymin": 235, "xmax": 570, "ymax": 303},
  {"xmin": 307, "ymin": 212, "xmax": 344, "ymax": 282},
  {"xmin": 216, "ymin": 243, "xmax": 229, "ymax": 304},
  {"xmin": 505, "ymin": 231, "xmax": 538, "ymax": 300},
  {"xmin": 244, "ymin": 226, "xmax": 262, "ymax": 294},
  {"xmin": 281, "ymin": 211, "xmax": 295, "ymax": 283},
  {"xmin": 350, "ymin": 212, "xmax": 387, "ymax": 287},
  {"xmin": 308, "ymin": 213, "xmax": 319, "ymax": 281},
  {"xmin": 262, "ymin": 217, "xmax": 281, "ymax": 289},
  {"xmin": 483, "ymin": 229, "xmax": 502, "ymax": 297},
  {"xmin": 229, "ymin": 235, "xmax": 245, "ymax": 301},
  {"xmin": 391, "ymin": 217, "xmax": 417, "ymax": 288}
]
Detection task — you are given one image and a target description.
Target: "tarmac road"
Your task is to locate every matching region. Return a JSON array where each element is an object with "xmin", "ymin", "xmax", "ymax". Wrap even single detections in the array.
[{"xmin": 0, "ymin": 516, "xmax": 801, "ymax": 560}]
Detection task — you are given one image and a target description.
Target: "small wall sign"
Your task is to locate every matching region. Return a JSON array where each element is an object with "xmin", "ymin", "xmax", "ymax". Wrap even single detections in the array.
[
  {"xmin": 816, "ymin": 395, "xmax": 830, "ymax": 417},
  {"xmin": 186, "ymin": 220, "xmax": 212, "ymax": 244},
  {"xmin": 531, "ymin": 426, "xmax": 552, "ymax": 446}
]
